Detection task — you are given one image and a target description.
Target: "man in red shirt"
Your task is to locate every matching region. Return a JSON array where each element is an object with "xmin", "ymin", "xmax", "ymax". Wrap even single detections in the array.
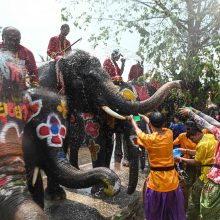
[
  {"xmin": 128, "ymin": 60, "xmax": 144, "ymax": 81},
  {"xmin": 47, "ymin": 24, "xmax": 71, "ymax": 60},
  {"xmin": 103, "ymin": 49, "xmax": 126, "ymax": 81},
  {"xmin": 0, "ymin": 26, "xmax": 39, "ymax": 87}
]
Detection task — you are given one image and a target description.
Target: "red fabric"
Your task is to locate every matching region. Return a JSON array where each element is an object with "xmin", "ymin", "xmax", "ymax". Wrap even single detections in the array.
[
  {"xmin": 0, "ymin": 43, "xmax": 39, "ymax": 84},
  {"xmin": 103, "ymin": 58, "xmax": 121, "ymax": 79},
  {"xmin": 47, "ymin": 36, "xmax": 71, "ymax": 59},
  {"xmin": 133, "ymin": 84, "xmax": 149, "ymax": 101},
  {"xmin": 128, "ymin": 64, "xmax": 144, "ymax": 81}
]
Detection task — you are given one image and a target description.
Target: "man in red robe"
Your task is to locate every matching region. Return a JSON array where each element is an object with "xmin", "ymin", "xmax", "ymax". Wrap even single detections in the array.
[
  {"xmin": 47, "ymin": 24, "xmax": 72, "ymax": 60},
  {"xmin": 103, "ymin": 49, "xmax": 126, "ymax": 82},
  {"xmin": 0, "ymin": 26, "xmax": 39, "ymax": 87},
  {"xmin": 128, "ymin": 60, "xmax": 144, "ymax": 81}
]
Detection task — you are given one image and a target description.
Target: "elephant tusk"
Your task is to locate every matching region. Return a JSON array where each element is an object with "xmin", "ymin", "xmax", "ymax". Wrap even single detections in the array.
[
  {"xmin": 32, "ymin": 166, "xmax": 40, "ymax": 187},
  {"xmin": 101, "ymin": 106, "xmax": 126, "ymax": 120}
]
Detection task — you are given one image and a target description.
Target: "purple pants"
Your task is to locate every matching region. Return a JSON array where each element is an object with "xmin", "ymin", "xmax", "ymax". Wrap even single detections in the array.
[{"xmin": 144, "ymin": 185, "xmax": 186, "ymax": 220}]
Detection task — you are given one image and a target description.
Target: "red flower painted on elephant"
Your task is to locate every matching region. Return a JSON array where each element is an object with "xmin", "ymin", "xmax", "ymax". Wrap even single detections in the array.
[
  {"xmin": 82, "ymin": 113, "xmax": 93, "ymax": 120},
  {"xmin": 23, "ymin": 94, "xmax": 42, "ymax": 122},
  {"xmin": 129, "ymin": 135, "xmax": 139, "ymax": 147},
  {"xmin": 0, "ymin": 116, "xmax": 7, "ymax": 124},
  {"xmin": 85, "ymin": 120, "xmax": 100, "ymax": 138},
  {"xmin": 37, "ymin": 113, "xmax": 66, "ymax": 147},
  {"xmin": 0, "ymin": 176, "xmax": 9, "ymax": 188}
]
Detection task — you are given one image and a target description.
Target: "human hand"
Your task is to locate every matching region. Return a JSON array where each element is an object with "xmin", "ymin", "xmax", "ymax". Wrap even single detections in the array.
[
  {"xmin": 174, "ymin": 157, "xmax": 182, "ymax": 163},
  {"xmin": 138, "ymin": 113, "xmax": 149, "ymax": 123},
  {"xmin": 179, "ymin": 106, "xmax": 191, "ymax": 116},
  {"xmin": 178, "ymin": 148, "xmax": 187, "ymax": 154},
  {"xmin": 126, "ymin": 115, "xmax": 133, "ymax": 121}
]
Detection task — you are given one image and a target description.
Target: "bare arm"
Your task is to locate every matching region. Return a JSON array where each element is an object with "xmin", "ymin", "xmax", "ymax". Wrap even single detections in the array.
[
  {"xmin": 179, "ymin": 107, "xmax": 214, "ymax": 133},
  {"xmin": 194, "ymin": 108, "xmax": 220, "ymax": 128},
  {"xmin": 127, "ymin": 115, "xmax": 142, "ymax": 135}
]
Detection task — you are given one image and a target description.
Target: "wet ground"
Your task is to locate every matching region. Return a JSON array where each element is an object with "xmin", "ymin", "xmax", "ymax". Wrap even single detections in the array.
[{"xmin": 45, "ymin": 147, "xmax": 148, "ymax": 220}]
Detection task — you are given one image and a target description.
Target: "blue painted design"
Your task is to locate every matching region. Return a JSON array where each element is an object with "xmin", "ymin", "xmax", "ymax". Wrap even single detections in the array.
[{"xmin": 50, "ymin": 124, "xmax": 59, "ymax": 134}]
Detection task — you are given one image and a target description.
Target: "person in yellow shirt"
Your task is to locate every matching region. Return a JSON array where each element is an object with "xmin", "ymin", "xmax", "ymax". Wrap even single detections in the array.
[
  {"xmin": 127, "ymin": 112, "xmax": 186, "ymax": 220},
  {"xmin": 173, "ymin": 121, "xmax": 197, "ymax": 210},
  {"xmin": 175, "ymin": 120, "xmax": 217, "ymax": 220}
]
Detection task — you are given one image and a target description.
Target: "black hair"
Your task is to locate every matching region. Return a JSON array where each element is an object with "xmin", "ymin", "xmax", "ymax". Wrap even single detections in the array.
[
  {"xmin": 185, "ymin": 119, "xmax": 202, "ymax": 137},
  {"xmin": 148, "ymin": 111, "xmax": 165, "ymax": 128},
  {"xmin": 61, "ymin": 24, "xmax": 70, "ymax": 30},
  {"xmin": 2, "ymin": 26, "xmax": 20, "ymax": 39}
]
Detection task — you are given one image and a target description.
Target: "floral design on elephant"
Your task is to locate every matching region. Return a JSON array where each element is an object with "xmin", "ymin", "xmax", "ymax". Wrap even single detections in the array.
[
  {"xmin": 129, "ymin": 135, "xmax": 139, "ymax": 148},
  {"xmin": 88, "ymin": 139, "xmax": 100, "ymax": 161},
  {"xmin": 36, "ymin": 113, "xmax": 66, "ymax": 147},
  {"xmin": 23, "ymin": 93, "xmax": 42, "ymax": 122},
  {"xmin": 85, "ymin": 120, "xmax": 100, "ymax": 138},
  {"xmin": 82, "ymin": 113, "xmax": 93, "ymax": 120}
]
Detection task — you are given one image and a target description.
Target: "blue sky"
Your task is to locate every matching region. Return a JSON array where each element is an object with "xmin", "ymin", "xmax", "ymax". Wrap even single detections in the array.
[{"xmin": 0, "ymin": 0, "xmax": 141, "ymax": 81}]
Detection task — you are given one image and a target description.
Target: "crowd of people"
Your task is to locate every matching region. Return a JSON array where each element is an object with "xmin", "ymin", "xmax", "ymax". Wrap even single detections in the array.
[
  {"xmin": 126, "ymin": 106, "xmax": 220, "ymax": 220},
  {"xmin": 1, "ymin": 24, "xmax": 220, "ymax": 220}
]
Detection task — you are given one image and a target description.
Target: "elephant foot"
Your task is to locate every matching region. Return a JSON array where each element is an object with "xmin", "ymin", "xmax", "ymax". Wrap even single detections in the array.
[
  {"xmin": 45, "ymin": 185, "xmax": 66, "ymax": 201},
  {"xmin": 114, "ymin": 154, "xmax": 122, "ymax": 163},
  {"xmin": 122, "ymin": 159, "xmax": 129, "ymax": 167}
]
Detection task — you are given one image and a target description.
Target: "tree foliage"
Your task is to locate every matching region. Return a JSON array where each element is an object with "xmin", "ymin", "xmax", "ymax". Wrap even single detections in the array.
[{"xmin": 60, "ymin": 1, "xmax": 220, "ymax": 107}]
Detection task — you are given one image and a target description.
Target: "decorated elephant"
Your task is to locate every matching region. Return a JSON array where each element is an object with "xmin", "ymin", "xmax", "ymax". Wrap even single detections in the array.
[
  {"xmin": 38, "ymin": 49, "xmax": 182, "ymax": 195},
  {"xmin": 0, "ymin": 51, "xmax": 121, "ymax": 219}
]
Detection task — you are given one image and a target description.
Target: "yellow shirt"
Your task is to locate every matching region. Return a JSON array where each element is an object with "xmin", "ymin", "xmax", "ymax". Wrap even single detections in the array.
[
  {"xmin": 173, "ymin": 132, "xmax": 196, "ymax": 158},
  {"xmin": 195, "ymin": 134, "xmax": 217, "ymax": 183},
  {"xmin": 137, "ymin": 128, "xmax": 179, "ymax": 192}
]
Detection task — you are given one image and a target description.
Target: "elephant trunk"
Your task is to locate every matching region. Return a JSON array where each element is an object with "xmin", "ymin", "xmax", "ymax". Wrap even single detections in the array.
[
  {"xmin": 44, "ymin": 149, "xmax": 120, "ymax": 196},
  {"xmin": 100, "ymin": 80, "xmax": 182, "ymax": 115}
]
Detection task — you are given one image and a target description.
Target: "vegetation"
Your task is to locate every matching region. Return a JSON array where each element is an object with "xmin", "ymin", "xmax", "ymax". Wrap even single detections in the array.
[{"xmin": 60, "ymin": 0, "xmax": 220, "ymax": 108}]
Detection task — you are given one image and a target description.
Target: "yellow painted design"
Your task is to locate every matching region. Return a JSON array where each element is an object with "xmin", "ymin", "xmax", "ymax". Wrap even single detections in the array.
[
  {"xmin": 57, "ymin": 100, "xmax": 68, "ymax": 119},
  {"xmin": 14, "ymin": 105, "xmax": 22, "ymax": 120},
  {"xmin": 0, "ymin": 102, "xmax": 8, "ymax": 117},
  {"xmin": 0, "ymin": 101, "xmax": 27, "ymax": 120},
  {"xmin": 88, "ymin": 139, "xmax": 100, "ymax": 161},
  {"xmin": 121, "ymin": 89, "xmax": 136, "ymax": 101}
]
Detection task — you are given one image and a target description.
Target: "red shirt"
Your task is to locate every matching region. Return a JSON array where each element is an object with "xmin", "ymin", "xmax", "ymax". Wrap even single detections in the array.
[
  {"xmin": 128, "ymin": 64, "xmax": 143, "ymax": 81},
  {"xmin": 103, "ymin": 58, "xmax": 121, "ymax": 79},
  {"xmin": 47, "ymin": 36, "xmax": 71, "ymax": 59},
  {"xmin": 0, "ymin": 43, "xmax": 39, "ymax": 84}
]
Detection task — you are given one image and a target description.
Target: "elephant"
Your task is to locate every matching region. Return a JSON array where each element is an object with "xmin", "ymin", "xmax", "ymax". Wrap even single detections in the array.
[
  {"xmin": 0, "ymin": 51, "xmax": 121, "ymax": 219},
  {"xmin": 38, "ymin": 49, "xmax": 182, "ymax": 195}
]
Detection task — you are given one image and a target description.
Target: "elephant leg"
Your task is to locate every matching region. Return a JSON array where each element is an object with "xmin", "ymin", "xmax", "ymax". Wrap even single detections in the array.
[
  {"xmin": 114, "ymin": 133, "xmax": 123, "ymax": 162},
  {"xmin": 45, "ymin": 176, "xmax": 66, "ymax": 201},
  {"xmin": 69, "ymin": 144, "xmax": 80, "ymax": 169},
  {"xmin": 122, "ymin": 134, "xmax": 129, "ymax": 167},
  {"xmin": 105, "ymin": 129, "xmax": 114, "ymax": 168}
]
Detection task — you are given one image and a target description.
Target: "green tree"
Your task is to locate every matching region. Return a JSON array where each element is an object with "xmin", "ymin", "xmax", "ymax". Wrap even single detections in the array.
[{"xmin": 61, "ymin": 0, "xmax": 220, "ymax": 108}]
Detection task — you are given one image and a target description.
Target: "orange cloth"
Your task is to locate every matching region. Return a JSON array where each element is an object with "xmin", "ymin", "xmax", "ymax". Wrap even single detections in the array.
[
  {"xmin": 173, "ymin": 132, "xmax": 197, "ymax": 158},
  {"xmin": 137, "ymin": 128, "xmax": 179, "ymax": 192}
]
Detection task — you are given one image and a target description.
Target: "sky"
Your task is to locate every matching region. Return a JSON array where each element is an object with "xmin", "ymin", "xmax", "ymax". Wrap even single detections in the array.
[{"xmin": 0, "ymin": 0, "xmax": 141, "ymax": 81}]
